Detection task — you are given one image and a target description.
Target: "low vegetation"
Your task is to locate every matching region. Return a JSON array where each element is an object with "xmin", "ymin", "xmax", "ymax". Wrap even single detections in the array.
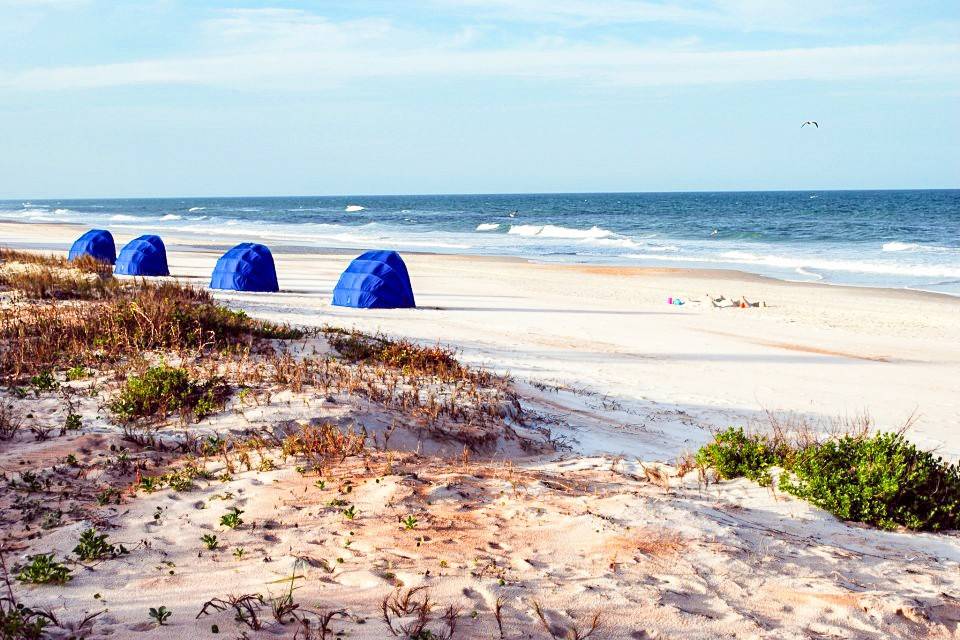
[
  {"xmin": 108, "ymin": 364, "xmax": 226, "ymax": 423},
  {"xmin": 0, "ymin": 248, "xmax": 113, "ymax": 300},
  {"xmin": 73, "ymin": 528, "xmax": 128, "ymax": 562},
  {"xmin": 0, "ymin": 596, "xmax": 51, "ymax": 640},
  {"xmin": 1, "ymin": 260, "xmax": 301, "ymax": 381},
  {"xmin": 696, "ymin": 426, "xmax": 960, "ymax": 531},
  {"xmin": 15, "ymin": 553, "xmax": 72, "ymax": 585},
  {"xmin": 323, "ymin": 327, "xmax": 478, "ymax": 382}
]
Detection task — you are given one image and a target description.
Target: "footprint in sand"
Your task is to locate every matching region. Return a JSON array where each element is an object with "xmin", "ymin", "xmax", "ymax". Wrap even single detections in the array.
[
  {"xmin": 462, "ymin": 585, "xmax": 497, "ymax": 612},
  {"xmin": 335, "ymin": 569, "xmax": 390, "ymax": 589}
]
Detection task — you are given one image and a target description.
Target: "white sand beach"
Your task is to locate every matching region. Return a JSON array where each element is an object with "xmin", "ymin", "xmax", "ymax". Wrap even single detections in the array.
[
  {"xmin": 5, "ymin": 221, "xmax": 959, "ymax": 460},
  {"xmin": 2, "ymin": 220, "xmax": 960, "ymax": 640}
]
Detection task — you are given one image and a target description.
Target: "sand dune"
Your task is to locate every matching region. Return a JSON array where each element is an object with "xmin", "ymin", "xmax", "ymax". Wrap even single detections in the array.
[{"xmin": 2, "ymin": 221, "xmax": 960, "ymax": 639}]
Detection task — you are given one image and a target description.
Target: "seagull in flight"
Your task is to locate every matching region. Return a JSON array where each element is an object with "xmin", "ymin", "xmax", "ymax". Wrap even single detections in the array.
[{"xmin": 801, "ymin": 121, "xmax": 819, "ymax": 128}]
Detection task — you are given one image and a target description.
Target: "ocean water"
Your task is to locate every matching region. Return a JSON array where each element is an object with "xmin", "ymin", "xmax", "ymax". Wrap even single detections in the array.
[{"xmin": 2, "ymin": 190, "xmax": 959, "ymax": 295}]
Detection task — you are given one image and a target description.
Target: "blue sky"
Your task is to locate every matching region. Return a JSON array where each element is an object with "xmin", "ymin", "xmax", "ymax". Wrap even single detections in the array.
[{"xmin": 0, "ymin": 0, "xmax": 957, "ymax": 197}]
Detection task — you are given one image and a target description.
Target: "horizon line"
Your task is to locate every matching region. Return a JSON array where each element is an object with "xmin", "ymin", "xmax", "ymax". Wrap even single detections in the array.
[{"xmin": 5, "ymin": 186, "xmax": 960, "ymax": 201}]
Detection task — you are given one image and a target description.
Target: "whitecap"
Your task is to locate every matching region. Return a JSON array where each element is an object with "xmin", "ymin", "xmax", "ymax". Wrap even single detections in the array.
[
  {"xmin": 507, "ymin": 224, "xmax": 615, "ymax": 240},
  {"xmin": 161, "ymin": 214, "xmax": 182, "ymax": 221},
  {"xmin": 110, "ymin": 214, "xmax": 136, "ymax": 221},
  {"xmin": 188, "ymin": 207, "xmax": 206, "ymax": 212},
  {"xmin": 882, "ymin": 241, "xmax": 919, "ymax": 252},
  {"xmin": 345, "ymin": 205, "xmax": 365, "ymax": 212},
  {"xmin": 475, "ymin": 223, "xmax": 501, "ymax": 231}
]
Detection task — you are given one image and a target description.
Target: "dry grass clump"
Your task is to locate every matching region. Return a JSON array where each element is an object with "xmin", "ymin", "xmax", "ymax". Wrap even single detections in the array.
[
  {"xmin": 280, "ymin": 423, "xmax": 368, "ymax": 472},
  {"xmin": 0, "ymin": 403, "xmax": 21, "ymax": 440},
  {"xmin": 0, "ymin": 248, "xmax": 115, "ymax": 300},
  {"xmin": 618, "ymin": 529, "xmax": 686, "ymax": 557},
  {"xmin": 533, "ymin": 602, "xmax": 603, "ymax": 640},
  {"xmin": 0, "ymin": 279, "xmax": 302, "ymax": 380},
  {"xmin": 324, "ymin": 327, "xmax": 485, "ymax": 383},
  {"xmin": 381, "ymin": 586, "xmax": 460, "ymax": 639},
  {"xmin": 317, "ymin": 327, "xmax": 522, "ymax": 450}
]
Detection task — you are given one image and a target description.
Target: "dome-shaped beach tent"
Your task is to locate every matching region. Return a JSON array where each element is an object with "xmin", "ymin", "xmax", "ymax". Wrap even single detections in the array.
[
  {"xmin": 68, "ymin": 229, "xmax": 116, "ymax": 265},
  {"xmin": 209, "ymin": 243, "xmax": 279, "ymax": 292},
  {"xmin": 332, "ymin": 250, "xmax": 416, "ymax": 309},
  {"xmin": 114, "ymin": 235, "xmax": 170, "ymax": 277}
]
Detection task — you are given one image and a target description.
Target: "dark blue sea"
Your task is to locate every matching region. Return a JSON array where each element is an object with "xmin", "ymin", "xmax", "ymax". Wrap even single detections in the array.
[{"xmin": 3, "ymin": 190, "xmax": 959, "ymax": 294}]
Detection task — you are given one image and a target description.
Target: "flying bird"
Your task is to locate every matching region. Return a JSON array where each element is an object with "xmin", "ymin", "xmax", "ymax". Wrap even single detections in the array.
[{"xmin": 801, "ymin": 121, "xmax": 819, "ymax": 128}]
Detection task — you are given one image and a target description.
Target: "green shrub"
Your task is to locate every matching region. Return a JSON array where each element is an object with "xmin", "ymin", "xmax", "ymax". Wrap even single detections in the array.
[
  {"xmin": 148, "ymin": 606, "xmax": 171, "ymax": 626},
  {"xmin": 193, "ymin": 387, "xmax": 220, "ymax": 421},
  {"xmin": 63, "ymin": 412, "xmax": 82, "ymax": 431},
  {"xmin": 108, "ymin": 365, "xmax": 226, "ymax": 423},
  {"xmin": 0, "ymin": 597, "xmax": 51, "ymax": 640},
  {"xmin": 65, "ymin": 366, "xmax": 88, "ymax": 381},
  {"xmin": 220, "ymin": 507, "xmax": 244, "ymax": 529},
  {"xmin": 73, "ymin": 528, "xmax": 128, "ymax": 561},
  {"xmin": 16, "ymin": 553, "xmax": 72, "ymax": 585},
  {"xmin": 782, "ymin": 432, "xmax": 960, "ymax": 532},
  {"xmin": 694, "ymin": 427, "xmax": 786, "ymax": 486},
  {"xmin": 696, "ymin": 428, "xmax": 960, "ymax": 532},
  {"xmin": 29, "ymin": 371, "xmax": 58, "ymax": 393},
  {"xmin": 109, "ymin": 365, "xmax": 191, "ymax": 421}
]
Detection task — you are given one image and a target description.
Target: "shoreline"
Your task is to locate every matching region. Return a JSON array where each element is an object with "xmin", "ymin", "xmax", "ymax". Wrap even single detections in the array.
[{"xmin": 2, "ymin": 219, "xmax": 958, "ymax": 302}]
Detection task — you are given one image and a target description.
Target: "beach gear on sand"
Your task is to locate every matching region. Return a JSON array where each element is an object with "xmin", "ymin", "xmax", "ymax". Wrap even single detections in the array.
[
  {"xmin": 209, "ymin": 243, "xmax": 279, "ymax": 292},
  {"xmin": 709, "ymin": 294, "xmax": 765, "ymax": 309},
  {"xmin": 332, "ymin": 250, "xmax": 416, "ymax": 309},
  {"xmin": 114, "ymin": 234, "xmax": 169, "ymax": 277},
  {"xmin": 68, "ymin": 229, "xmax": 116, "ymax": 265}
]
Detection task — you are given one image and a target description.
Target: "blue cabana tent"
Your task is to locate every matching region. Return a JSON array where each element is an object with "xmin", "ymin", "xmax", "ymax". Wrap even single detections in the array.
[
  {"xmin": 68, "ymin": 229, "xmax": 116, "ymax": 265},
  {"xmin": 209, "ymin": 243, "xmax": 279, "ymax": 292},
  {"xmin": 114, "ymin": 235, "xmax": 169, "ymax": 277},
  {"xmin": 332, "ymin": 250, "xmax": 415, "ymax": 309}
]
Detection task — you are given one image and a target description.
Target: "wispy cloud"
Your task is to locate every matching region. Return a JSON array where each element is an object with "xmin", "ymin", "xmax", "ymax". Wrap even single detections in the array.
[
  {"xmin": 0, "ymin": 6, "xmax": 956, "ymax": 92},
  {"xmin": 431, "ymin": 0, "xmax": 867, "ymax": 31},
  {"xmin": 0, "ymin": 0, "xmax": 88, "ymax": 6}
]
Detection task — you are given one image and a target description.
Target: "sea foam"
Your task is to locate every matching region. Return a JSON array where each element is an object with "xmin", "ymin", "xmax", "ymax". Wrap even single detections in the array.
[
  {"xmin": 625, "ymin": 250, "xmax": 960, "ymax": 280},
  {"xmin": 883, "ymin": 241, "xmax": 920, "ymax": 252},
  {"xmin": 508, "ymin": 224, "xmax": 615, "ymax": 240}
]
